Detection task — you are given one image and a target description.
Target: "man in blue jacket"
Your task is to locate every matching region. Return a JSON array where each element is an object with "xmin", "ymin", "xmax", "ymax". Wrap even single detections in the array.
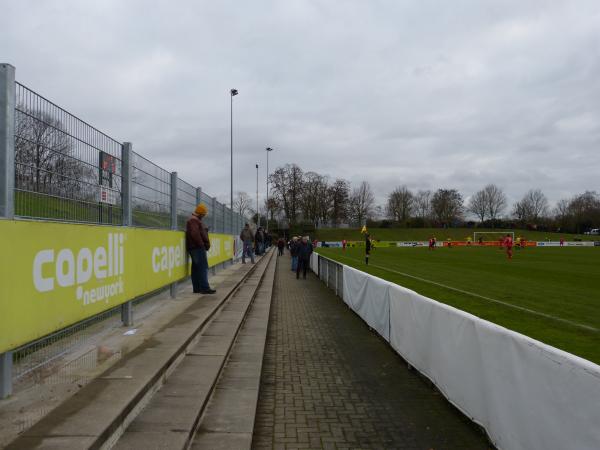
[{"xmin": 296, "ymin": 236, "xmax": 313, "ymax": 280}]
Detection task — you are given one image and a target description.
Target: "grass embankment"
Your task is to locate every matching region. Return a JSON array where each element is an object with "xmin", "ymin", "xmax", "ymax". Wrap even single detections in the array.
[
  {"xmin": 318, "ymin": 246, "xmax": 600, "ymax": 365},
  {"xmin": 14, "ymin": 190, "xmax": 171, "ymax": 228},
  {"xmin": 314, "ymin": 227, "xmax": 595, "ymax": 242}
]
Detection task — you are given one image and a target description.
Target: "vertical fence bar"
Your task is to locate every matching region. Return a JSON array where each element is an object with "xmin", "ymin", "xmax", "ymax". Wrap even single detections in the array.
[
  {"xmin": 170, "ymin": 172, "xmax": 177, "ymax": 298},
  {"xmin": 0, "ymin": 352, "xmax": 11, "ymax": 399},
  {"xmin": 335, "ymin": 263, "xmax": 338, "ymax": 296},
  {"xmin": 0, "ymin": 63, "xmax": 15, "ymax": 220},
  {"xmin": 120, "ymin": 142, "xmax": 133, "ymax": 326},
  {"xmin": 122, "ymin": 143, "xmax": 132, "ymax": 226},
  {"xmin": 196, "ymin": 186, "xmax": 202, "ymax": 207},
  {"xmin": 0, "ymin": 63, "xmax": 15, "ymax": 398},
  {"xmin": 211, "ymin": 197, "xmax": 217, "ymax": 275}
]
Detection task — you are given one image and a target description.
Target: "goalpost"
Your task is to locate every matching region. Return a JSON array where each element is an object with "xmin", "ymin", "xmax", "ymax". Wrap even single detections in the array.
[{"xmin": 473, "ymin": 231, "xmax": 514, "ymax": 243}]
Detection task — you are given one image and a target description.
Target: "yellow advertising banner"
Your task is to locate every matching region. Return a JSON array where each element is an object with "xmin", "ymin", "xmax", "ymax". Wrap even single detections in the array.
[{"xmin": 0, "ymin": 220, "xmax": 234, "ymax": 353}]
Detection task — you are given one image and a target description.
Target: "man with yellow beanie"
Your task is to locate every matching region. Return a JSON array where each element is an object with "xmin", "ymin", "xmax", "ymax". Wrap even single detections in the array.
[{"xmin": 185, "ymin": 203, "xmax": 215, "ymax": 294}]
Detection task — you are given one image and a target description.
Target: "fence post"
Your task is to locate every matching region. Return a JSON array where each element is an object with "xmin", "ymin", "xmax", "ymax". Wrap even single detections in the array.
[
  {"xmin": 335, "ymin": 263, "xmax": 338, "ymax": 296},
  {"xmin": 196, "ymin": 186, "xmax": 202, "ymax": 206},
  {"xmin": 211, "ymin": 197, "xmax": 217, "ymax": 275},
  {"xmin": 120, "ymin": 142, "xmax": 133, "ymax": 326},
  {"xmin": 170, "ymin": 172, "xmax": 178, "ymax": 298},
  {"xmin": 0, "ymin": 351, "xmax": 11, "ymax": 399},
  {"xmin": 0, "ymin": 63, "xmax": 15, "ymax": 398},
  {"xmin": 0, "ymin": 63, "xmax": 15, "ymax": 220}
]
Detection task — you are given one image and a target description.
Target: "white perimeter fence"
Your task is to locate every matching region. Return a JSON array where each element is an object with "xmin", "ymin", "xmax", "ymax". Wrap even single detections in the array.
[{"xmin": 310, "ymin": 252, "xmax": 600, "ymax": 450}]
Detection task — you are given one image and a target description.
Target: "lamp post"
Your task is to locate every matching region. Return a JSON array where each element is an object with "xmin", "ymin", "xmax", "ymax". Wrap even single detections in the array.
[
  {"xmin": 255, "ymin": 163, "xmax": 259, "ymax": 228},
  {"xmin": 265, "ymin": 147, "xmax": 274, "ymax": 232},
  {"xmin": 230, "ymin": 88, "xmax": 238, "ymax": 233}
]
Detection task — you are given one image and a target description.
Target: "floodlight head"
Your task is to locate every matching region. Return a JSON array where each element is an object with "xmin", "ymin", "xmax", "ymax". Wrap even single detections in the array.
[
  {"xmin": 230, "ymin": 89, "xmax": 238, "ymax": 96},
  {"xmin": 256, "ymin": 163, "xmax": 259, "ymax": 169},
  {"xmin": 266, "ymin": 147, "xmax": 273, "ymax": 152}
]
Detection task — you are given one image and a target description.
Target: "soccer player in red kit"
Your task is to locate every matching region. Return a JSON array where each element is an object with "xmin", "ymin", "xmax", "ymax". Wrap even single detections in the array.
[{"xmin": 503, "ymin": 234, "xmax": 513, "ymax": 259}]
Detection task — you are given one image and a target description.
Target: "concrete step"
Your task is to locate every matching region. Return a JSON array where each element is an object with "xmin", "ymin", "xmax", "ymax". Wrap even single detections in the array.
[
  {"xmin": 111, "ymin": 249, "xmax": 276, "ymax": 450},
  {"xmin": 190, "ymin": 253, "xmax": 276, "ymax": 450},
  {"xmin": 5, "ymin": 253, "xmax": 274, "ymax": 450}
]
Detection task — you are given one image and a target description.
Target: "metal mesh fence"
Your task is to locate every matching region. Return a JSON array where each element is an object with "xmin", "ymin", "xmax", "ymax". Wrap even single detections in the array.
[
  {"xmin": 177, "ymin": 178, "xmax": 196, "ymax": 230},
  {"xmin": 131, "ymin": 151, "xmax": 171, "ymax": 228},
  {"xmin": 4, "ymin": 75, "xmax": 253, "ymax": 398},
  {"xmin": 14, "ymin": 82, "xmax": 123, "ymax": 224},
  {"xmin": 199, "ymin": 191, "xmax": 213, "ymax": 229}
]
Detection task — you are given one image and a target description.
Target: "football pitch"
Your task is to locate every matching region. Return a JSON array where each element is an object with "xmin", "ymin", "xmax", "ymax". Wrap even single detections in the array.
[{"xmin": 317, "ymin": 246, "xmax": 600, "ymax": 365}]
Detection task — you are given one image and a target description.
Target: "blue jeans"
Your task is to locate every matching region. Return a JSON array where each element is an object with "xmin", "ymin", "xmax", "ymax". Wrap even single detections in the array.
[
  {"xmin": 242, "ymin": 240, "xmax": 255, "ymax": 263},
  {"xmin": 189, "ymin": 248, "xmax": 210, "ymax": 292},
  {"xmin": 291, "ymin": 255, "xmax": 298, "ymax": 271}
]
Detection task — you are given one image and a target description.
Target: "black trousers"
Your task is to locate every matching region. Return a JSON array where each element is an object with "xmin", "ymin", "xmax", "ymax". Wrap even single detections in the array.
[{"xmin": 296, "ymin": 257, "xmax": 309, "ymax": 278}]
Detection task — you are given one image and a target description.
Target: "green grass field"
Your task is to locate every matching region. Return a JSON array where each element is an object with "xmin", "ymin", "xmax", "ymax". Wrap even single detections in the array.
[
  {"xmin": 317, "ymin": 246, "xmax": 600, "ymax": 365},
  {"xmin": 314, "ymin": 227, "xmax": 596, "ymax": 242}
]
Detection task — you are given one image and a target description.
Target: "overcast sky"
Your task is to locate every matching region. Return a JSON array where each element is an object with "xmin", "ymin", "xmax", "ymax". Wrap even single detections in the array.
[{"xmin": 2, "ymin": 0, "xmax": 599, "ymax": 212}]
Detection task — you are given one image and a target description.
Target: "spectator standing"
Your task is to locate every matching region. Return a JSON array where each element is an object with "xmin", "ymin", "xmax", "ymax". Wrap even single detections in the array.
[
  {"xmin": 296, "ymin": 236, "xmax": 313, "ymax": 280},
  {"xmin": 239, "ymin": 223, "xmax": 255, "ymax": 264},
  {"xmin": 277, "ymin": 238, "xmax": 285, "ymax": 256},
  {"xmin": 255, "ymin": 227, "xmax": 265, "ymax": 255},
  {"xmin": 185, "ymin": 203, "xmax": 215, "ymax": 294},
  {"xmin": 290, "ymin": 237, "xmax": 299, "ymax": 271},
  {"xmin": 365, "ymin": 233, "xmax": 371, "ymax": 265}
]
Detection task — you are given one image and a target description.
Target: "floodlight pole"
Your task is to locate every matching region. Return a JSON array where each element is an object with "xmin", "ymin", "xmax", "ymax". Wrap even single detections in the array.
[
  {"xmin": 266, "ymin": 147, "xmax": 273, "ymax": 232},
  {"xmin": 256, "ymin": 163, "xmax": 259, "ymax": 227},
  {"xmin": 230, "ymin": 88, "xmax": 238, "ymax": 234}
]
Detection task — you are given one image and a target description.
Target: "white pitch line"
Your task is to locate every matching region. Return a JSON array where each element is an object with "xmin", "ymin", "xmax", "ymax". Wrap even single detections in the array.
[{"xmin": 335, "ymin": 254, "xmax": 598, "ymax": 333}]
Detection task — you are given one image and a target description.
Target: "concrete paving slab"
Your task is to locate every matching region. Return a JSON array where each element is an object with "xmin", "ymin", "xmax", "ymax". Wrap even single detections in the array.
[
  {"xmin": 200, "ymin": 388, "xmax": 259, "ymax": 433},
  {"xmin": 125, "ymin": 394, "xmax": 201, "ymax": 431},
  {"xmin": 201, "ymin": 319, "xmax": 244, "ymax": 337},
  {"xmin": 5, "ymin": 435, "xmax": 97, "ymax": 450},
  {"xmin": 187, "ymin": 335, "xmax": 232, "ymax": 356},
  {"xmin": 114, "ymin": 430, "xmax": 188, "ymax": 450},
  {"xmin": 191, "ymin": 431, "xmax": 252, "ymax": 450}
]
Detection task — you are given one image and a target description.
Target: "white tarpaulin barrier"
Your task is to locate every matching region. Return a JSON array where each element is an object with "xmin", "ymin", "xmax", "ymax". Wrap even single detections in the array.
[
  {"xmin": 316, "ymin": 254, "xmax": 600, "ymax": 450},
  {"xmin": 342, "ymin": 265, "xmax": 390, "ymax": 341}
]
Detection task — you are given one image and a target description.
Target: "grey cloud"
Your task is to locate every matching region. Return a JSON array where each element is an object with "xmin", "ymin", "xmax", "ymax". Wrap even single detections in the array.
[{"xmin": 2, "ymin": 0, "xmax": 599, "ymax": 212}]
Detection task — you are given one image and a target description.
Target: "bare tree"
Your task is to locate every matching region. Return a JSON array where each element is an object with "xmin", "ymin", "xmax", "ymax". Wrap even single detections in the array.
[
  {"xmin": 301, "ymin": 172, "xmax": 330, "ymax": 226},
  {"xmin": 431, "ymin": 189, "xmax": 464, "ymax": 225},
  {"xmin": 468, "ymin": 189, "xmax": 487, "ymax": 223},
  {"xmin": 269, "ymin": 164, "xmax": 304, "ymax": 225},
  {"xmin": 386, "ymin": 186, "xmax": 413, "ymax": 223},
  {"xmin": 15, "ymin": 107, "xmax": 96, "ymax": 201},
  {"xmin": 484, "ymin": 184, "xmax": 507, "ymax": 222},
  {"xmin": 513, "ymin": 189, "xmax": 549, "ymax": 222},
  {"xmin": 233, "ymin": 191, "xmax": 253, "ymax": 219},
  {"xmin": 349, "ymin": 181, "xmax": 375, "ymax": 226},
  {"xmin": 329, "ymin": 179, "xmax": 350, "ymax": 225},
  {"xmin": 414, "ymin": 190, "xmax": 432, "ymax": 221}
]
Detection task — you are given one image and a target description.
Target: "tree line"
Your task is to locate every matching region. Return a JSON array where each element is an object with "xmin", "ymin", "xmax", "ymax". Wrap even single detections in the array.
[{"xmin": 235, "ymin": 163, "xmax": 599, "ymax": 234}]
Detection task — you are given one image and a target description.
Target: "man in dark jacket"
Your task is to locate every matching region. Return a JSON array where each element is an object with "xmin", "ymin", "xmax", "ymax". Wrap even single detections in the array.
[
  {"xmin": 240, "ymin": 223, "xmax": 255, "ymax": 264},
  {"xmin": 365, "ymin": 233, "xmax": 371, "ymax": 265},
  {"xmin": 277, "ymin": 238, "xmax": 285, "ymax": 256},
  {"xmin": 186, "ymin": 203, "xmax": 215, "ymax": 294},
  {"xmin": 296, "ymin": 236, "xmax": 313, "ymax": 280},
  {"xmin": 255, "ymin": 227, "xmax": 265, "ymax": 255}
]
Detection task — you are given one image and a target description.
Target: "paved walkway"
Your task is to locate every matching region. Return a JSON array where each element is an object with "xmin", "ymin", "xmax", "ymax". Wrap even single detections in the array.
[{"xmin": 252, "ymin": 254, "xmax": 491, "ymax": 450}]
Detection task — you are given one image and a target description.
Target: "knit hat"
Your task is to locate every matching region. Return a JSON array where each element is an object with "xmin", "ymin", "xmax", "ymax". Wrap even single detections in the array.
[{"xmin": 194, "ymin": 203, "xmax": 208, "ymax": 216}]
